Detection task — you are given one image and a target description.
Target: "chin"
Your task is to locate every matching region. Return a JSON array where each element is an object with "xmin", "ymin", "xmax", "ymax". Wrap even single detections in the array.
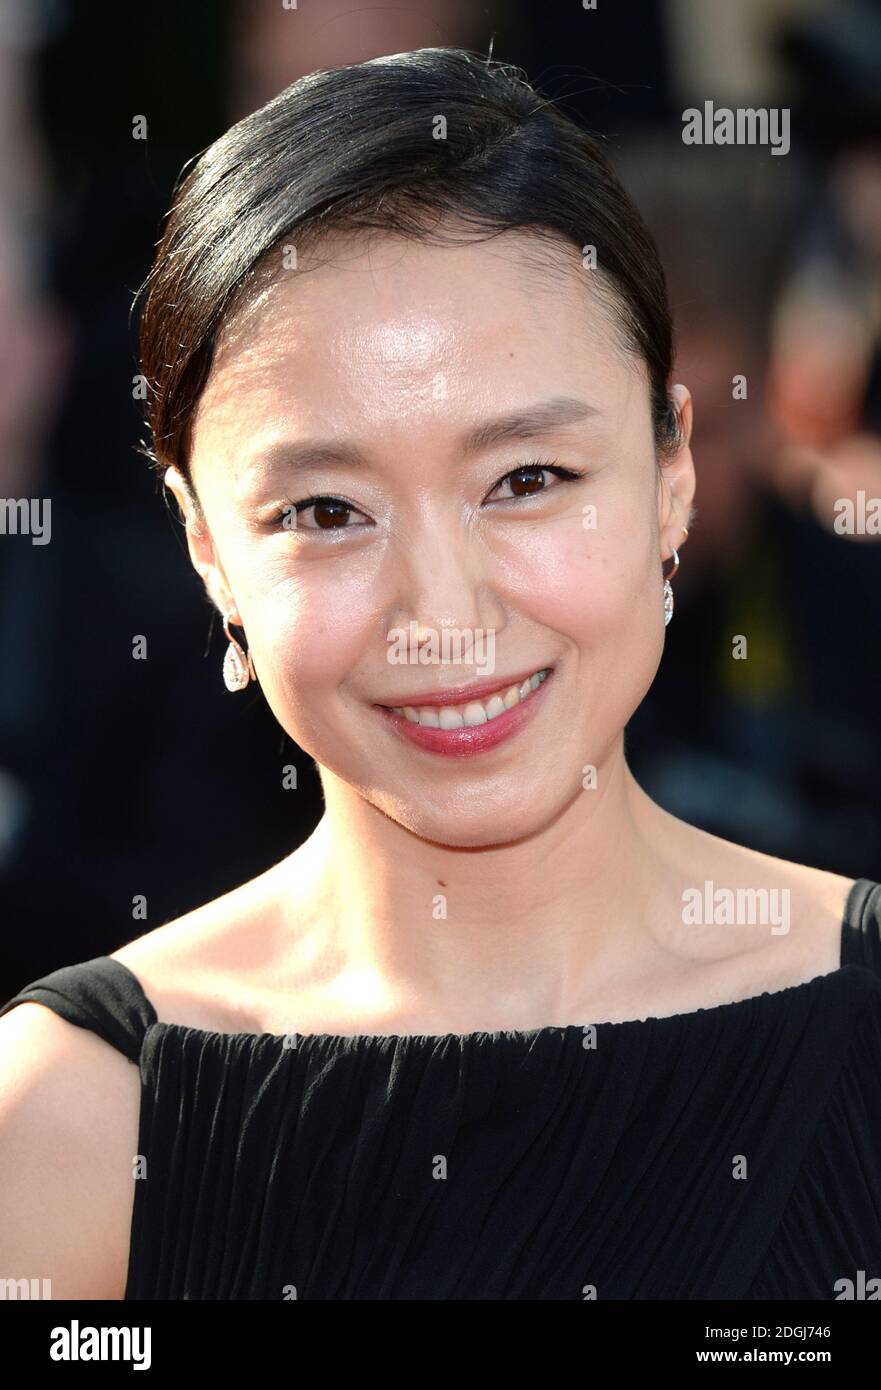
[{"xmin": 373, "ymin": 781, "xmax": 569, "ymax": 850}]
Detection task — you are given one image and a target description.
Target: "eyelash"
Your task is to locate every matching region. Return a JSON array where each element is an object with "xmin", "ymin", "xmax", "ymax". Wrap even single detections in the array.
[{"xmin": 271, "ymin": 459, "xmax": 583, "ymax": 534}]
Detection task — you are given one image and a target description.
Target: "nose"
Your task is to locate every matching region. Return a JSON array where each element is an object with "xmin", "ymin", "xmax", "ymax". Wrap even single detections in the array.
[{"xmin": 384, "ymin": 514, "xmax": 506, "ymax": 670}]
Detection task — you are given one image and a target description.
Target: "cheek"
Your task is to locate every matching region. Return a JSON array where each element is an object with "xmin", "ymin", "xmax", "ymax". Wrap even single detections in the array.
[
  {"xmin": 493, "ymin": 514, "xmax": 662, "ymax": 644},
  {"xmin": 230, "ymin": 548, "xmax": 379, "ymax": 733},
  {"xmin": 519, "ymin": 522, "xmax": 666, "ymax": 765}
]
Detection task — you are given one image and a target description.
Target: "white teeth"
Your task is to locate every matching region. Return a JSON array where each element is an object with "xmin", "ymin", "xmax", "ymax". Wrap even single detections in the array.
[
  {"xmin": 439, "ymin": 707, "xmax": 464, "ymax": 730},
  {"xmin": 390, "ymin": 668, "xmax": 550, "ymax": 727},
  {"xmin": 462, "ymin": 702, "xmax": 488, "ymax": 727}
]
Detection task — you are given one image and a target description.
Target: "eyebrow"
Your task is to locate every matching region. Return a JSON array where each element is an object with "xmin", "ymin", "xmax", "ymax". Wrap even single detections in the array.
[
  {"xmin": 459, "ymin": 395, "xmax": 601, "ymax": 455},
  {"xmin": 244, "ymin": 395, "xmax": 601, "ymax": 478}
]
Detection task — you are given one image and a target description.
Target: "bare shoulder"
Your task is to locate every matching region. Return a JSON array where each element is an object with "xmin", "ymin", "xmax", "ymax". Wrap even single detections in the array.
[
  {"xmin": 110, "ymin": 854, "xmax": 300, "ymax": 1032},
  {"xmin": 770, "ymin": 857, "xmax": 859, "ymax": 974},
  {"xmin": 0, "ymin": 999, "xmax": 140, "ymax": 1299},
  {"xmin": 0, "ymin": 851, "xmax": 307, "ymax": 1300},
  {"xmin": 715, "ymin": 841, "xmax": 857, "ymax": 948},
  {"xmin": 662, "ymin": 807, "xmax": 860, "ymax": 979}
]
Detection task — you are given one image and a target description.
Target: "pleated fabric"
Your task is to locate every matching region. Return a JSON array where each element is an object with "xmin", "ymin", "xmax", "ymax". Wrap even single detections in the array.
[{"xmin": 2, "ymin": 880, "xmax": 880, "ymax": 1300}]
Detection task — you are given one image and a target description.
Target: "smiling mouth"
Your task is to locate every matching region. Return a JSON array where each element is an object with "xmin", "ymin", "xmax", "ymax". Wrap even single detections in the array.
[{"xmin": 384, "ymin": 668, "xmax": 551, "ymax": 728}]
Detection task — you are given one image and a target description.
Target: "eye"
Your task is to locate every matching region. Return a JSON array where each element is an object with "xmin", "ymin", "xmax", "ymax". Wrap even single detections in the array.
[
  {"xmin": 276, "ymin": 495, "xmax": 372, "ymax": 532},
  {"xmin": 485, "ymin": 460, "xmax": 583, "ymax": 503}
]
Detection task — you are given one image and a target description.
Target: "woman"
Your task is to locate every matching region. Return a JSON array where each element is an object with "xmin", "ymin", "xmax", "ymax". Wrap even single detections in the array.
[{"xmin": 1, "ymin": 47, "xmax": 879, "ymax": 1301}]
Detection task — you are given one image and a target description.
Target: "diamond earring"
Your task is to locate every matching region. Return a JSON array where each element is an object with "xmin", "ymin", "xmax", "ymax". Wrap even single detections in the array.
[
  {"xmin": 663, "ymin": 547, "xmax": 680, "ymax": 627},
  {"xmin": 222, "ymin": 613, "xmax": 257, "ymax": 692}
]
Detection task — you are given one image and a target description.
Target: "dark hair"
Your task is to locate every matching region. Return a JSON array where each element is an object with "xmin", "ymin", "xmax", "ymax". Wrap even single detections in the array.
[{"xmin": 135, "ymin": 46, "xmax": 681, "ymax": 486}]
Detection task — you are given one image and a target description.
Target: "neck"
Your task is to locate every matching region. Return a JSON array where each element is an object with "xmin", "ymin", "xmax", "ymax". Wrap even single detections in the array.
[{"xmin": 279, "ymin": 739, "xmax": 686, "ymax": 1034}]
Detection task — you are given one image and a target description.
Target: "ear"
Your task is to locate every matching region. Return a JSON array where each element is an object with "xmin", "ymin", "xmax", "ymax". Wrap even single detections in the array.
[
  {"xmin": 163, "ymin": 466, "xmax": 240, "ymax": 620},
  {"xmin": 657, "ymin": 384, "xmax": 696, "ymax": 560}
]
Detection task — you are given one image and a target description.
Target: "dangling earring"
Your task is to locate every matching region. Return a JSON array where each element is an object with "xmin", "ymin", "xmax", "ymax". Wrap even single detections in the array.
[
  {"xmin": 222, "ymin": 613, "xmax": 257, "ymax": 691},
  {"xmin": 663, "ymin": 547, "xmax": 680, "ymax": 627}
]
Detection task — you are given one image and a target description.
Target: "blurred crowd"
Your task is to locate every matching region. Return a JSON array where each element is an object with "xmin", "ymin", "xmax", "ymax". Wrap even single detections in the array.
[{"xmin": 1, "ymin": 0, "xmax": 879, "ymax": 997}]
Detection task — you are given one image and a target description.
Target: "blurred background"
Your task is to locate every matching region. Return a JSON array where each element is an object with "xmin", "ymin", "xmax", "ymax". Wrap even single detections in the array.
[{"xmin": 1, "ymin": 0, "xmax": 879, "ymax": 998}]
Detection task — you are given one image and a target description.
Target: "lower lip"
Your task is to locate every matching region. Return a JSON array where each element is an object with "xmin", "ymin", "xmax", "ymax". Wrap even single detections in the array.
[{"xmin": 374, "ymin": 670, "xmax": 553, "ymax": 758}]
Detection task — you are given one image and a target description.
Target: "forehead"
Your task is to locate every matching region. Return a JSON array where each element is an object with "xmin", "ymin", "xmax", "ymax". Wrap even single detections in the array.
[{"xmin": 191, "ymin": 230, "xmax": 644, "ymax": 454}]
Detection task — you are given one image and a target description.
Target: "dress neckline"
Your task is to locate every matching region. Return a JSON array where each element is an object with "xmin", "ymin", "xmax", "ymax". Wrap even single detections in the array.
[
  {"xmin": 108, "ymin": 877, "xmax": 879, "ymax": 1049},
  {"xmin": 109, "ymin": 960, "xmax": 876, "ymax": 1050}
]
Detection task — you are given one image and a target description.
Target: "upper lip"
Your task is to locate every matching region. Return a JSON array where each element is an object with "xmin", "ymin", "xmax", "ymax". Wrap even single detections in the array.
[{"xmin": 376, "ymin": 666, "xmax": 551, "ymax": 708}]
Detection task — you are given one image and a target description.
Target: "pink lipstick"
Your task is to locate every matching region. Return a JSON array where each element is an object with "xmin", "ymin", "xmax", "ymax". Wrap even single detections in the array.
[{"xmin": 374, "ymin": 667, "xmax": 553, "ymax": 758}]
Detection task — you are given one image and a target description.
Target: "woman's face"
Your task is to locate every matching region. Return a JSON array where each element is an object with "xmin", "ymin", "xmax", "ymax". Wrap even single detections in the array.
[{"xmin": 171, "ymin": 230, "xmax": 694, "ymax": 847}]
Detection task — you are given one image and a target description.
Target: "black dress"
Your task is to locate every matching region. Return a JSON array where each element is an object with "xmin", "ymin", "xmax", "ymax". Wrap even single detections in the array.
[{"xmin": 2, "ymin": 879, "xmax": 880, "ymax": 1300}]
